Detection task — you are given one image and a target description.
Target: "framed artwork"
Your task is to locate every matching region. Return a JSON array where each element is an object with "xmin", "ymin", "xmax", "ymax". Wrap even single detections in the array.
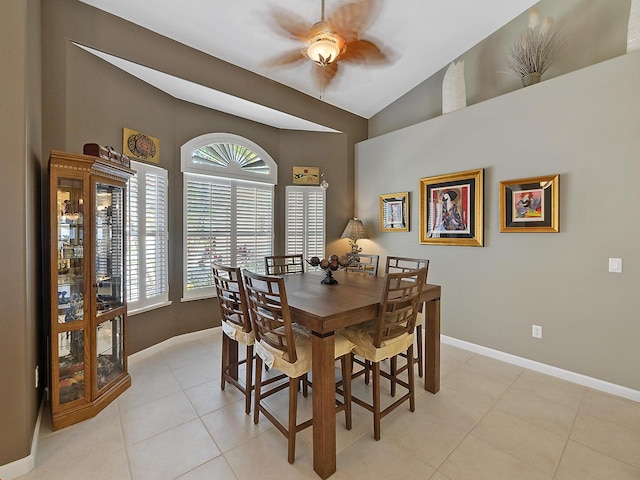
[
  {"xmin": 292, "ymin": 166, "xmax": 320, "ymax": 185},
  {"xmin": 123, "ymin": 127, "xmax": 160, "ymax": 163},
  {"xmin": 379, "ymin": 192, "xmax": 409, "ymax": 232},
  {"xmin": 499, "ymin": 174, "xmax": 559, "ymax": 232},
  {"xmin": 419, "ymin": 168, "xmax": 484, "ymax": 246}
]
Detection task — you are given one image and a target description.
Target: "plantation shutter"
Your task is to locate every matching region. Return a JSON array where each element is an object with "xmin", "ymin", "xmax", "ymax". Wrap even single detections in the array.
[
  {"xmin": 184, "ymin": 174, "xmax": 272, "ymax": 299},
  {"xmin": 285, "ymin": 186, "xmax": 325, "ymax": 260},
  {"xmin": 126, "ymin": 161, "xmax": 169, "ymax": 312}
]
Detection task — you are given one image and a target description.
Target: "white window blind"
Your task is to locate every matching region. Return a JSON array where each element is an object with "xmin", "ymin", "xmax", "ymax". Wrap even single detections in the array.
[
  {"xmin": 285, "ymin": 186, "xmax": 325, "ymax": 259},
  {"xmin": 183, "ymin": 173, "xmax": 273, "ymax": 300},
  {"xmin": 126, "ymin": 161, "xmax": 169, "ymax": 312}
]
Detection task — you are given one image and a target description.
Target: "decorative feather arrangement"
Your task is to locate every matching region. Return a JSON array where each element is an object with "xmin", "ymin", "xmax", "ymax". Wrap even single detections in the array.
[{"xmin": 507, "ymin": 8, "xmax": 565, "ymax": 86}]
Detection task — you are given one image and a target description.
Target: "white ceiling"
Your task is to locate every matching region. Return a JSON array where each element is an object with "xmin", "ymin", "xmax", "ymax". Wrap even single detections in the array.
[{"xmin": 78, "ymin": 0, "xmax": 537, "ymax": 120}]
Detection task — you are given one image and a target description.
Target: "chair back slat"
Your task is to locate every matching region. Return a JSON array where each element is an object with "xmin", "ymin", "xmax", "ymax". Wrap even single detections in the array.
[
  {"xmin": 212, "ymin": 262, "xmax": 252, "ymax": 333},
  {"xmin": 243, "ymin": 269, "xmax": 298, "ymax": 363},
  {"xmin": 264, "ymin": 254, "xmax": 305, "ymax": 275},
  {"xmin": 345, "ymin": 254, "xmax": 379, "ymax": 276},
  {"xmin": 374, "ymin": 267, "xmax": 428, "ymax": 348},
  {"xmin": 385, "ymin": 256, "xmax": 430, "ymax": 278}
]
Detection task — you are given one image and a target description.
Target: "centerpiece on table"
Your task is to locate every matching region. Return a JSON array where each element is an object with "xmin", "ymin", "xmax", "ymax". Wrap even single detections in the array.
[{"xmin": 307, "ymin": 254, "xmax": 351, "ymax": 285}]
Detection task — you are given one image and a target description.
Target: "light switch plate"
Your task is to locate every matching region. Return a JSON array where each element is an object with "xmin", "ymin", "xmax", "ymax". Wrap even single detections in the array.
[{"xmin": 608, "ymin": 258, "xmax": 622, "ymax": 273}]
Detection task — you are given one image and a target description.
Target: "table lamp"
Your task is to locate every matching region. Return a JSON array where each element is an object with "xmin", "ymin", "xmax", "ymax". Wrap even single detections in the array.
[{"xmin": 341, "ymin": 218, "xmax": 368, "ymax": 257}]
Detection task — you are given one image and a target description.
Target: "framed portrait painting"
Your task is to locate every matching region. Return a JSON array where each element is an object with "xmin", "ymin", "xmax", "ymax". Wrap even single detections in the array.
[
  {"xmin": 419, "ymin": 169, "xmax": 484, "ymax": 246},
  {"xmin": 379, "ymin": 192, "xmax": 409, "ymax": 232},
  {"xmin": 499, "ymin": 174, "xmax": 559, "ymax": 232}
]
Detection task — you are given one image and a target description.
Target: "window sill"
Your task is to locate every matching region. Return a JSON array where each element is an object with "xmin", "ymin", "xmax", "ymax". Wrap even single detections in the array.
[
  {"xmin": 128, "ymin": 300, "xmax": 172, "ymax": 316},
  {"xmin": 180, "ymin": 294, "xmax": 217, "ymax": 303}
]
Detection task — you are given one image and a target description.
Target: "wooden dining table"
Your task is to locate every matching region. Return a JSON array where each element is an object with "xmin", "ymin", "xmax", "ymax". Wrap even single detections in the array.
[{"xmin": 279, "ymin": 270, "xmax": 442, "ymax": 479}]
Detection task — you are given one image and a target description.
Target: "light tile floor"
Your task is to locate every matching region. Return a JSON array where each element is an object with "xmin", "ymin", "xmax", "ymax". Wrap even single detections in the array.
[{"xmin": 19, "ymin": 330, "xmax": 640, "ymax": 480}]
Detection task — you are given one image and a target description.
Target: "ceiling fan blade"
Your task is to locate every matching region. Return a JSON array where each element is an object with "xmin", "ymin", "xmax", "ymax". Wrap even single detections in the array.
[
  {"xmin": 268, "ymin": 7, "xmax": 311, "ymax": 41},
  {"xmin": 263, "ymin": 48, "xmax": 306, "ymax": 68},
  {"xmin": 326, "ymin": 0, "xmax": 381, "ymax": 43},
  {"xmin": 341, "ymin": 39, "xmax": 390, "ymax": 64},
  {"xmin": 313, "ymin": 62, "xmax": 339, "ymax": 91}
]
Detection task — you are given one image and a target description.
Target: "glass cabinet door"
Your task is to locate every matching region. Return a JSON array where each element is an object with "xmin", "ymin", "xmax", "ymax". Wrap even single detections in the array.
[
  {"xmin": 56, "ymin": 178, "xmax": 85, "ymax": 325},
  {"xmin": 58, "ymin": 330, "xmax": 86, "ymax": 404},
  {"xmin": 96, "ymin": 314, "xmax": 125, "ymax": 390},
  {"xmin": 95, "ymin": 183, "xmax": 125, "ymax": 314}
]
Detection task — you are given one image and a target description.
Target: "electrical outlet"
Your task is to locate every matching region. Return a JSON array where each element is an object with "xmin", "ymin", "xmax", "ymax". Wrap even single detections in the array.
[
  {"xmin": 35, "ymin": 365, "xmax": 39, "ymax": 388},
  {"xmin": 532, "ymin": 325, "xmax": 542, "ymax": 339}
]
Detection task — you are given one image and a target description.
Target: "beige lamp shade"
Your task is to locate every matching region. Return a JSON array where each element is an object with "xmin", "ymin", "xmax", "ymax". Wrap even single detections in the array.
[{"xmin": 341, "ymin": 218, "xmax": 368, "ymax": 255}]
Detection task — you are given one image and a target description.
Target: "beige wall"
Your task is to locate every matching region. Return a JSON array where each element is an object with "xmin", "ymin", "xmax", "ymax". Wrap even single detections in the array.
[
  {"xmin": 41, "ymin": 0, "xmax": 368, "ymax": 354},
  {"xmin": 369, "ymin": 0, "xmax": 631, "ymax": 138},
  {"xmin": 0, "ymin": 0, "xmax": 43, "ymax": 466},
  {"xmin": 356, "ymin": 51, "xmax": 640, "ymax": 391}
]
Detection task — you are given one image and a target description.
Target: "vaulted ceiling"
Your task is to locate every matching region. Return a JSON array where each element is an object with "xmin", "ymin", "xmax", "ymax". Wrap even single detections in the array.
[{"xmin": 79, "ymin": 0, "xmax": 538, "ymax": 120}]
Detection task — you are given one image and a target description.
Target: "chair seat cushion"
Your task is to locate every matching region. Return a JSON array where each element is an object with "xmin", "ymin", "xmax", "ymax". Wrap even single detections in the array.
[
  {"xmin": 255, "ymin": 324, "xmax": 354, "ymax": 378},
  {"xmin": 341, "ymin": 320, "xmax": 414, "ymax": 363},
  {"xmin": 222, "ymin": 317, "xmax": 255, "ymax": 346}
]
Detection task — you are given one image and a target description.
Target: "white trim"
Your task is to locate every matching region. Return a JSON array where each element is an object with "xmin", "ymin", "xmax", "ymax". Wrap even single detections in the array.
[
  {"xmin": 442, "ymin": 335, "xmax": 640, "ymax": 403},
  {"xmin": 127, "ymin": 300, "xmax": 172, "ymax": 316},
  {"xmin": 0, "ymin": 394, "xmax": 45, "ymax": 480},
  {"xmin": 181, "ymin": 132, "xmax": 278, "ymax": 184},
  {"xmin": 128, "ymin": 327, "xmax": 221, "ymax": 364}
]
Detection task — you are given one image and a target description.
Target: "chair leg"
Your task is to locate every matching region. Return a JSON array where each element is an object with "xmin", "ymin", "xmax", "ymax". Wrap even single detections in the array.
[
  {"xmin": 220, "ymin": 333, "xmax": 228, "ymax": 390},
  {"xmin": 253, "ymin": 356, "xmax": 263, "ymax": 425},
  {"xmin": 407, "ymin": 345, "xmax": 415, "ymax": 413},
  {"xmin": 288, "ymin": 377, "xmax": 298, "ymax": 464},
  {"xmin": 245, "ymin": 344, "xmax": 254, "ymax": 415},
  {"xmin": 416, "ymin": 326, "xmax": 424, "ymax": 378},
  {"xmin": 365, "ymin": 360, "xmax": 371, "ymax": 385},
  {"xmin": 340, "ymin": 355, "xmax": 352, "ymax": 430},
  {"xmin": 302, "ymin": 373, "xmax": 309, "ymax": 398},
  {"xmin": 372, "ymin": 361, "xmax": 381, "ymax": 441},
  {"xmin": 390, "ymin": 356, "xmax": 397, "ymax": 397}
]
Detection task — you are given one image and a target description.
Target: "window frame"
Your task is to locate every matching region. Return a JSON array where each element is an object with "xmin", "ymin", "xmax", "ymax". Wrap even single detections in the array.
[
  {"xmin": 181, "ymin": 133, "xmax": 277, "ymax": 301},
  {"xmin": 126, "ymin": 160, "xmax": 170, "ymax": 315}
]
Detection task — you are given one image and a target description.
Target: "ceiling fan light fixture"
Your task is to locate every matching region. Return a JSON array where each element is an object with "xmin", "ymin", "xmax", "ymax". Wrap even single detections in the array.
[{"xmin": 306, "ymin": 31, "xmax": 344, "ymax": 66}]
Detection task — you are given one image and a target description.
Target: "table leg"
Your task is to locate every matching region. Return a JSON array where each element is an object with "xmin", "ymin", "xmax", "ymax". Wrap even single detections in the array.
[
  {"xmin": 311, "ymin": 332, "xmax": 336, "ymax": 479},
  {"xmin": 424, "ymin": 298, "xmax": 441, "ymax": 393}
]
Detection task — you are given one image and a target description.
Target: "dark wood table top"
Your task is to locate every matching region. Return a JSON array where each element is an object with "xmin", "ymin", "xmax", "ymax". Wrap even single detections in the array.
[{"xmin": 282, "ymin": 270, "xmax": 441, "ymax": 335}]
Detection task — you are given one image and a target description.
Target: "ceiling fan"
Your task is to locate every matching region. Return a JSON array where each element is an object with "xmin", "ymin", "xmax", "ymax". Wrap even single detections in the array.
[{"xmin": 265, "ymin": 0, "xmax": 392, "ymax": 90}]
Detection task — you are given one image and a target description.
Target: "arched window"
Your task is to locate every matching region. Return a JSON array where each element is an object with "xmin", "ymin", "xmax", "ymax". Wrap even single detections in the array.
[{"xmin": 181, "ymin": 133, "xmax": 277, "ymax": 300}]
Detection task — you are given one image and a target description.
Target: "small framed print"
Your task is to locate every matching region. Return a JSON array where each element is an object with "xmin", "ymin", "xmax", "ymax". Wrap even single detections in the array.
[
  {"xmin": 419, "ymin": 169, "xmax": 484, "ymax": 246},
  {"xmin": 292, "ymin": 166, "xmax": 320, "ymax": 185},
  {"xmin": 500, "ymin": 174, "xmax": 559, "ymax": 232},
  {"xmin": 379, "ymin": 192, "xmax": 409, "ymax": 232}
]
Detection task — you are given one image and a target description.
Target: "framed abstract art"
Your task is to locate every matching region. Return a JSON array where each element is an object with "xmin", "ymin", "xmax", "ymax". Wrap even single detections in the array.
[
  {"xmin": 499, "ymin": 174, "xmax": 559, "ymax": 232},
  {"xmin": 419, "ymin": 169, "xmax": 484, "ymax": 246}
]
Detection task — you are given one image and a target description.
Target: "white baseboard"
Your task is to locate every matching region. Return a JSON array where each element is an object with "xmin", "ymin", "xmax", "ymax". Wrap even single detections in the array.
[
  {"xmin": 128, "ymin": 327, "xmax": 221, "ymax": 364},
  {"xmin": 441, "ymin": 335, "xmax": 640, "ymax": 403},
  {"xmin": 0, "ymin": 394, "xmax": 45, "ymax": 480}
]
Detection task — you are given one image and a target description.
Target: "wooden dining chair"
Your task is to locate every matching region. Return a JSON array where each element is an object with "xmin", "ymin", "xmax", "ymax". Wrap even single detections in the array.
[
  {"xmin": 385, "ymin": 256, "xmax": 430, "ymax": 382},
  {"xmin": 345, "ymin": 254, "xmax": 379, "ymax": 276},
  {"xmin": 242, "ymin": 269, "xmax": 353, "ymax": 464},
  {"xmin": 342, "ymin": 267, "xmax": 427, "ymax": 440},
  {"xmin": 264, "ymin": 254, "xmax": 305, "ymax": 275},
  {"xmin": 212, "ymin": 262, "xmax": 256, "ymax": 414}
]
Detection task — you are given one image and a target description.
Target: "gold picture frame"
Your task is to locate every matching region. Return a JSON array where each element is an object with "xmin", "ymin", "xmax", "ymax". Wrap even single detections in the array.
[
  {"xmin": 419, "ymin": 169, "xmax": 484, "ymax": 246},
  {"xmin": 292, "ymin": 166, "xmax": 320, "ymax": 185},
  {"xmin": 123, "ymin": 127, "xmax": 160, "ymax": 163},
  {"xmin": 499, "ymin": 174, "xmax": 559, "ymax": 232},
  {"xmin": 379, "ymin": 192, "xmax": 409, "ymax": 232}
]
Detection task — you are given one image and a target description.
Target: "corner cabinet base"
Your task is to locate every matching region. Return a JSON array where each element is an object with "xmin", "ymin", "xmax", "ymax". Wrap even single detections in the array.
[{"xmin": 52, "ymin": 374, "xmax": 131, "ymax": 431}]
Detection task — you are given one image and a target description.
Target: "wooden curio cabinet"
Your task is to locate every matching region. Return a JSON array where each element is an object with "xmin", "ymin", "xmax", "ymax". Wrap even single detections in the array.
[{"xmin": 49, "ymin": 150, "xmax": 134, "ymax": 430}]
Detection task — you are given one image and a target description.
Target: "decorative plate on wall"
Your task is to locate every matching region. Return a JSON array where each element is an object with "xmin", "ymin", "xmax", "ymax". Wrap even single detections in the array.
[{"xmin": 123, "ymin": 127, "xmax": 160, "ymax": 163}]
